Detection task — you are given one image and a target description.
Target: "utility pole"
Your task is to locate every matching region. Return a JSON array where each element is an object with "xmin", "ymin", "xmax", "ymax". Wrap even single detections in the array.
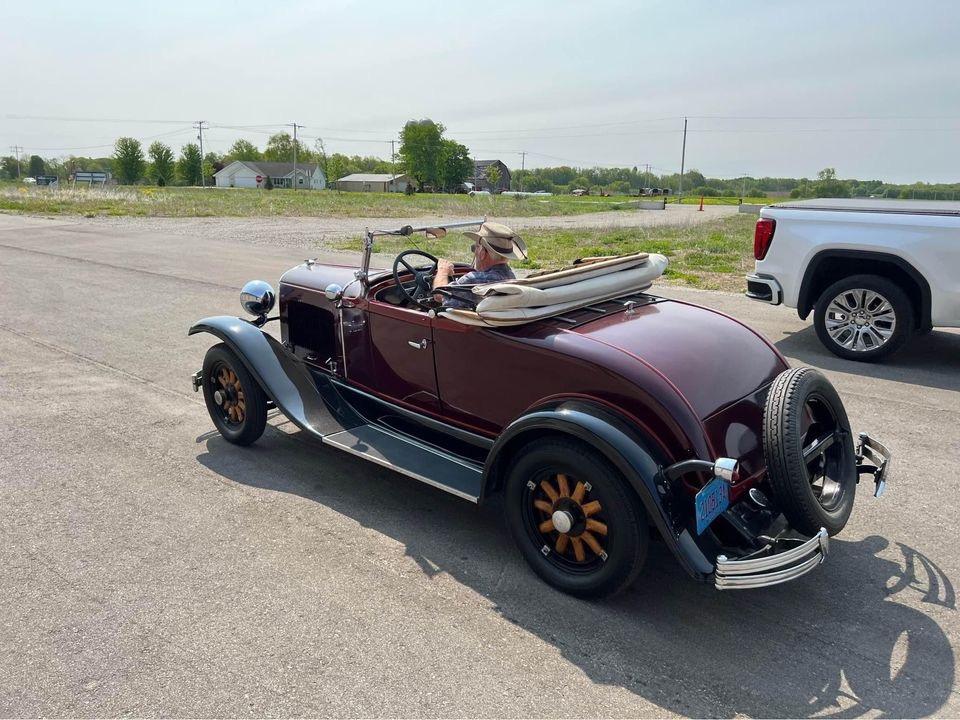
[
  {"xmin": 519, "ymin": 151, "xmax": 526, "ymax": 192},
  {"xmin": 677, "ymin": 117, "xmax": 687, "ymax": 203},
  {"xmin": 290, "ymin": 122, "xmax": 303, "ymax": 189},
  {"xmin": 10, "ymin": 145, "xmax": 23, "ymax": 178},
  {"xmin": 390, "ymin": 139, "xmax": 396, "ymax": 177},
  {"xmin": 194, "ymin": 121, "xmax": 207, "ymax": 187}
]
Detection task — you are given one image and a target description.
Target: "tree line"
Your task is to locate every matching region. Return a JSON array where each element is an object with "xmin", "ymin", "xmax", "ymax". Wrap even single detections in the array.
[{"xmin": 1, "ymin": 117, "xmax": 958, "ymax": 200}]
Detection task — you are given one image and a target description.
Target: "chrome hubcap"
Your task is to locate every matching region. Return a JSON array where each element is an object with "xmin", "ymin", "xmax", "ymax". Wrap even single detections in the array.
[
  {"xmin": 825, "ymin": 288, "xmax": 896, "ymax": 352},
  {"xmin": 551, "ymin": 510, "xmax": 574, "ymax": 534}
]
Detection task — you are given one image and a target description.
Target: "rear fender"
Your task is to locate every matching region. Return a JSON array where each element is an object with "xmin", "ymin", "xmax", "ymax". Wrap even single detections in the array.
[
  {"xmin": 483, "ymin": 400, "xmax": 714, "ymax": 581},
  {"xmin": 189, "ymin": 316, "xmax": 336, "ymax": 436}
]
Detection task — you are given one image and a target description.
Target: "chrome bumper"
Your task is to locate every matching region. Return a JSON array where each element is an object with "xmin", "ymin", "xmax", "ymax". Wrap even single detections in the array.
[
  {"xmin": 745, "ymin": 274, "xmax": 782, "ymax": 305},
  {"xmin": 715, "ymin": 528, "xmax": 829, "ymax": 590}
]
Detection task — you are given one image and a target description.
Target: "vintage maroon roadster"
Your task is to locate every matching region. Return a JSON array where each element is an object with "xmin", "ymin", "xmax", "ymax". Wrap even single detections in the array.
[{"xmin": 191, "ymin": 219, "xmax": 890, "ymax": 597}]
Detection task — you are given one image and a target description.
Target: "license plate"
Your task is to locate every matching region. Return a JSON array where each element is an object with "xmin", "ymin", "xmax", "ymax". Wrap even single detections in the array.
[{"xmin": 695, "ymin": 477, "xmax": 730, "ymax": 535}]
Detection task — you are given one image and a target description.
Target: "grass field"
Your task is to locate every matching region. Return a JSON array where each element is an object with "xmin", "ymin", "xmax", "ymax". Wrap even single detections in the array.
[
  {"xmin": 0, "ymin": 182, "xmax": 775, "ymax": 218},
  {"xmin": 0, "ymin": 183, "xmax": 645, "ymax": 218},
  {"xmin": 334, "ymin": 212, "xmax": 757, "ymax": 291}
]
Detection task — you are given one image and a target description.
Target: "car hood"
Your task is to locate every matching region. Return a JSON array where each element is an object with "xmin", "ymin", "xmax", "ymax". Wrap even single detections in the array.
[{"xmin": 570, "ymin": 298, "xmax": 788, "ymax": 419}]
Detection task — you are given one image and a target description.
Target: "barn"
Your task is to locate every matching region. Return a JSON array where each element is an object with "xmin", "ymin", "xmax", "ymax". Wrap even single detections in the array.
[
  {"xmin": 470, "ymin": 159, "xmax": 511, "ymax": 192},
  {"xmin": 214, "ymin": 161, "xmax": 327, "ymax": 189},
  {"xmin": 335, "ymin": 173, "xmax": 416, "ymax": 193}
]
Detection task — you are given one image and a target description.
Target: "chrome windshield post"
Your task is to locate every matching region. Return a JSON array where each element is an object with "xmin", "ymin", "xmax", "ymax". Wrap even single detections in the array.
[{"xmin": 356, "ymin": 228, "xmax": 374, "ymax": 288}]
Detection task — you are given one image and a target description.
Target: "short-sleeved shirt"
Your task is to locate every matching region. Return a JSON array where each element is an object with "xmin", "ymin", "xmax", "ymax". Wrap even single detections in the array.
[{"xmin": 442, "ymin": 263, "xmax": 515, "ymax": 309}]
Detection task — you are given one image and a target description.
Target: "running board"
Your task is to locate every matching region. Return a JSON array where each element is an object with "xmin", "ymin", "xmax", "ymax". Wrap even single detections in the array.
[{"xmin": 322, "ymin": 424, "xmax": 483, "ymax": 503}]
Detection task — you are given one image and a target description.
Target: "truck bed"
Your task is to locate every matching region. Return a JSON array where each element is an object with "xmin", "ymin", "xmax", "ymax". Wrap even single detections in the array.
[{"xmin": 770, "ymin": 198, "xmax": 960, "ymax": 216}]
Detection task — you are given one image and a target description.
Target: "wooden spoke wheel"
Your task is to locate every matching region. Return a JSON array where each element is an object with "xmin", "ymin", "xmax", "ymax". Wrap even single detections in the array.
[
  {"xmin": 530, "ymin": 473, "xmax": 609, "ymax": 569},
  {"xmin": 212, "ymin": 364, "xmax": 247, "ymax": 427},
  {"xmin": 505, "ymin": 437, "xmax": 649, "ymax": 599},
  {"xmin": 201, "ymin": 343, "xmax": 268, "ymax": 446}
]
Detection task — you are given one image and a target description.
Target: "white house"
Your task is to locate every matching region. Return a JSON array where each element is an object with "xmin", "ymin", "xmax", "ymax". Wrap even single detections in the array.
[
  {"xmin": 214, "ymin": 160, "xmax": 327, "ymax": 190},
  {"xmin": 335, "ymin": 173, "xmax": 415, "ymax": 193}
]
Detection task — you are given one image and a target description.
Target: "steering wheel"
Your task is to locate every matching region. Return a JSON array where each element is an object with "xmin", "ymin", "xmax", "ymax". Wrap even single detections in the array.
[{"xmin": 392, "ymin": 249, "xmax": 439, "ymax": 307}]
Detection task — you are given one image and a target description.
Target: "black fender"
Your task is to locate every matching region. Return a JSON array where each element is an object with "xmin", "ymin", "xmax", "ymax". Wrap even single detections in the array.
[
  {"xmin": 482, "ymin": 400, "xmax": 714, "ymax": 581},
  {"xmin": 189, "ymin": 316, "xmax": 336, "ymax": 437}
]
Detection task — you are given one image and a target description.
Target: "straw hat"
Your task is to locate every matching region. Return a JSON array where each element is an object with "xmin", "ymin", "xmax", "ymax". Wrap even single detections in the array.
[{"xmin": 464, "ymin": 222, "xmax": 528, "ymax": 260}]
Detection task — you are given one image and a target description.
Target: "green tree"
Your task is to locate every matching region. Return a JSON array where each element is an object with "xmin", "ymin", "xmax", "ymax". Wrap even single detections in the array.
[
  {"xmin": 113, "ymin": 137, "xmax": 145, "ymax": 184},
  {"xmin": 484, "ymin": 163, "xmax": 502, "ymax": 191},
  {"xmin": 398, "ymin": 119, "xmax": 444, "ymax": 190},
  {"xmin": 147, "ymin": 142, "xmax": 175, "ymax": 186},
  {"xmin": 263, "ymin": 132, "xmax": 313, "ymax": 163},
  {"xmin": 226, "ymin": 139, "xmax": 261, "ymax": 162},
  {"xmin": 203, "ymin": 152, "xmax": 222, "ymax": 185},
  {"xmin": 1, "ymin": 156, "xmax": 18, "ymax": 179},
  {"xmin": 176, "ymin": 143, "xmax": 202, "ymax": 186},
  {"xmin": 812, "ymin": 167, "xmax": 850, "ymax": 198},
  {"xmin": 28, "ymin": 155, "xmax": 45, "ymax": 177},
  {"xmin": 439, "ymin": 140, "xmax": 473, "ymax": 191}
]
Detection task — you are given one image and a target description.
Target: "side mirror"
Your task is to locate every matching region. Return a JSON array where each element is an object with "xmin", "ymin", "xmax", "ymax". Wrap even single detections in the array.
[
  {"xmin": 324, "ymin": 283, "xmax": 344, "ymax": 301},
  {"xmin": 240, "ymin": 280, "xmax": 275, "ymax": 317}
]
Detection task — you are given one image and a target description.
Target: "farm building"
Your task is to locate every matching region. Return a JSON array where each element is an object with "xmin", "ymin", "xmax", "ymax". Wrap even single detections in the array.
[
  {"xmin": 335, "ymin": 173, "xmax": 416, "ymax": 192},
  {"xmin": 214, "ymin": 161, "xmax": 327, "ymax": 189},
  {"xmin": 470, "ymin": 159, "xmax": 511, "ymax": 192}
]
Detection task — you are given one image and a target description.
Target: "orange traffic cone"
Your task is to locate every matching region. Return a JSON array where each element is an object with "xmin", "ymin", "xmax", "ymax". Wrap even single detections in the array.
[{"xmin": 698, "ymin": 196, "xmax": 704, "ymax": 211}]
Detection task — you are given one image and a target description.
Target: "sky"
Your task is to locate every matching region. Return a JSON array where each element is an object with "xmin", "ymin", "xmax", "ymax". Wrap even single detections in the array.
[{"xmin": 2, "ymin": 0, "xmax": 959, "ymax": 183}]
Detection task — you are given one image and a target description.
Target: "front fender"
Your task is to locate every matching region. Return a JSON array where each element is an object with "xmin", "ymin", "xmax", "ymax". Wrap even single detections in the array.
[
  {"xmin": 483, "ymin": 400, "xmax": 714, "ymax": 581},
  {"xmin": 189, "ymin": 316, "xmax": 334, "ymax": 437}
]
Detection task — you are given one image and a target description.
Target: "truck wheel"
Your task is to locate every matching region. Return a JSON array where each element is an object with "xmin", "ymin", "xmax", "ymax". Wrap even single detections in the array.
[
  {"xmin": 504, "ymin": 437, "xmax": 648, "ymax": 599},
  {"xmin": 202, "ymin": 343, "xmax": 268, "ymax": 446},
  {"xmin": 763, "ymin": 368, "xmax": 857, "ymax": 536},
  {"xmin": 814, "ymin": 274, "xmax": 912, "ymax": 361}
]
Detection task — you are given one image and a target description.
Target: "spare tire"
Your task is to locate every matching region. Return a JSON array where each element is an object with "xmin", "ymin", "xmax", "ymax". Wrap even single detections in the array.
[{"xmin": 763, "ymin": 367, "xmax": 857, "ymax": 536}]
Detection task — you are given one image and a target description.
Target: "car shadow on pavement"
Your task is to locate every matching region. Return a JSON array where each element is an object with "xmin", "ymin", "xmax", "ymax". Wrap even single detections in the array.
[
  {"xmin": 198, "ymin": 431, "xmax": 955, "ymax": 718},
  {"xmin": 775, "ymin": 326, "xmax": 960, "ymax": 393}
]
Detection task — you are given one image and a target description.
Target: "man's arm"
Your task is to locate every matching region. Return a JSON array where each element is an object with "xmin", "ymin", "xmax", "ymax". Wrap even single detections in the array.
[
  {"xmin": 432, "ymin": 258, "xmax": 455, "ymax": 302},
  {"xmin": 433, "ymin": 258, "xmax": 455, "ymax": 291}
]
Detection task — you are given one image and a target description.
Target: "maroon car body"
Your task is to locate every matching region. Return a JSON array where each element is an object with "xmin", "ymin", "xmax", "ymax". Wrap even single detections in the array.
[{"xmin": 191, "ymin": 220, "xmax": 889, "ymax": 596}]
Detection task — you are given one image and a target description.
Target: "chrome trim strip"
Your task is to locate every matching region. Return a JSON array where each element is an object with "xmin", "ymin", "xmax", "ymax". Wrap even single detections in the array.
[
  {"xmin": 715, "ymin": 553, "xmax": 823, "ymax": 589},
  {"xmin": 716, "ymin": 528, "xmax": 828, "ymax": 575},
  {"xmin": 715, "ymin": 528, "xmax": 828, "ymax": 590}
]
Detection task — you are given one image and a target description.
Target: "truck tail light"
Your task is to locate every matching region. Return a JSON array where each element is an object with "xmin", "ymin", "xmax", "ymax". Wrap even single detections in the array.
[{"xmin": 754, "ymin": 218, "xmax": 776, "ymax": 260}]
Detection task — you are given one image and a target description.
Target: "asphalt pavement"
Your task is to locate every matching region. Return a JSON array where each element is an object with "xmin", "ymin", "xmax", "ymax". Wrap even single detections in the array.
[{"xmin": 1, "ymin": 213, "xmax": 958, "ymax": 717}]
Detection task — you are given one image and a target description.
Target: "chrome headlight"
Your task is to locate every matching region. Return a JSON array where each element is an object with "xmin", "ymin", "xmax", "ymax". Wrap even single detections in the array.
[{"xmin": 240, "ymin": 280, "xmax": 275, "ymax": 317}]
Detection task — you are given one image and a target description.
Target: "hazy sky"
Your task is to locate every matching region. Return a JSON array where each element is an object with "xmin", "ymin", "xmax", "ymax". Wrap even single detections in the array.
[{"xmin": 2, "ymin": 1, "xmax": 958, "ymax": 182}]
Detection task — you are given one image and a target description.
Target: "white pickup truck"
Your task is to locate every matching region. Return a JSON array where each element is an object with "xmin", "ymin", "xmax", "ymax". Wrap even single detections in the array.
[{"xmin": 746, "ymin": 198, "xmax": 960, "ymax": 361}]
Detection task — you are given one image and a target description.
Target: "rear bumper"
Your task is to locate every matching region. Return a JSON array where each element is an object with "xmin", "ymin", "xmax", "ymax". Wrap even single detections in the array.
[
  {"xmin": 745, "ymin": 274, "xmax": 782, "ymax": 305},
  {"xmin": 715, "ymin": 528, "xmax": 829, "ymax": 589}
]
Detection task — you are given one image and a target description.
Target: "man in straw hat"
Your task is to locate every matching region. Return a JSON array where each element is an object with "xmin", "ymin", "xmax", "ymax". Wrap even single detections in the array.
[{"xmin": 432, "ymin": 221, "xmax": 528, "ymax": 309}]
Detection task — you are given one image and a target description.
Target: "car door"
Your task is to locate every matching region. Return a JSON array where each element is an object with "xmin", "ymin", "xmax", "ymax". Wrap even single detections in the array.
[{"xmin": 365, "ymin": 301, "xmax": 441, "ymax": 414}]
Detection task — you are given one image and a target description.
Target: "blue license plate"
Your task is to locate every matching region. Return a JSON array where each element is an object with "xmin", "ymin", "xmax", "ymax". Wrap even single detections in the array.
[{"xmin": 695, "ymin": 477, "xmax": 730, "ymax": 535}]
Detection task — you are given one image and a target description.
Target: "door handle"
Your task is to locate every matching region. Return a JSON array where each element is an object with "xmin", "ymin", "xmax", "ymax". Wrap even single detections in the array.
[{"xmin": 407, "ymin": 338, "xmax": 429, "ymax": 350}]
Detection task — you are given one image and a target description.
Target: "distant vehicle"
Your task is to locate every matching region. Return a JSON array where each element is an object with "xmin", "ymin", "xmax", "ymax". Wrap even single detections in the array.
[
  {"xmin": 34, "ymin": 175, "xmax": 59, "ymax": 187},
  {"xmin": 746, "ymin": 198, "xmax": 960, "ymax": 361},
  {"xmin": 21, "ymin": 177, "xmax": 36, "ymax": 184},
  {"xmin": 572, "ymin": 188, "xmax": 588, "ymax": 196},
  {"xmin": 468, "ymin": 189, "xmax": 491, "ymax": 197}
]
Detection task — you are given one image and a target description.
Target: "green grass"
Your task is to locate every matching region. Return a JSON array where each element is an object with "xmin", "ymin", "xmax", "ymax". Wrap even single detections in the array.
[
  {"xmin": 334, "ymin": 213, "xmax": 757, "ymax": 291},
  {"xmin": 0, "ymin": 183, "xmax": 643, "ymax": 218}
]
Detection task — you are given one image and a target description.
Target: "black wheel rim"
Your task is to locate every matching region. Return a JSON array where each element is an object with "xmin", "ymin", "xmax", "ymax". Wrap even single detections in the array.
[
  {"xmin": 521, "ymin": 470, "xmax": 609, "ymax": 574},
  {"xmin": 799, "ymin": 392, "xmax": 848, "ymax": 512},
  {"xmin": 209, "ymin": 360, "xmax": 246, "ymax": 428}
]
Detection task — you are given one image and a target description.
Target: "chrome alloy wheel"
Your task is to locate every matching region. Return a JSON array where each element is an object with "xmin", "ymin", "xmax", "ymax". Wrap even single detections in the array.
[{"xmin": 824, "ymin": 288, "xmax": 897, "ymax": 353}]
